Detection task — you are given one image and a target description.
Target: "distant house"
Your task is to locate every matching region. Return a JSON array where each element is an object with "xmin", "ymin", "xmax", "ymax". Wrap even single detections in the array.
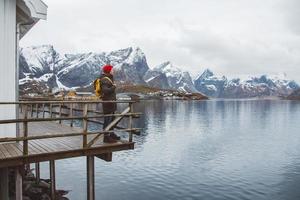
[{"xmin": 76, "ymin": 92, "xmax": 93, "ymax": 97}]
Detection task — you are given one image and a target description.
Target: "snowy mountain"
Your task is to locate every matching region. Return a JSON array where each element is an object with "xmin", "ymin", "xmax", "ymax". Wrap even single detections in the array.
[
  {"xmin": 287, "ymin": 89, "xmax": 300, "ymax": 100},
  {"xmin": 194, "ymin": 69, "xmax": 300, "ymax": 98},
  {"xmin": 19, "ymin": 45, "xmax": 150, "ymax": 93},
  {"xmin": 144, "ymin": 61, "xmax": 198, "ymax": 93},
  {"xmin": 19, "ymin": 45, "xmax": 299, "ymax": 98}
]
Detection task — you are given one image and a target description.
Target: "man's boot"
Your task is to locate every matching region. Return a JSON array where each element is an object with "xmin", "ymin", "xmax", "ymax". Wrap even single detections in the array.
[
  {"xmin": 110, "ymin": 132, "xmax": 120, "ymax": 140},
  {"xmin": 103, "ymin": 134, "xmax": 117, "ymax": 143}
]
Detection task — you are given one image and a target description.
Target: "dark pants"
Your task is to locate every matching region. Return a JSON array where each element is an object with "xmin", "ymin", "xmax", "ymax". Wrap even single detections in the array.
[
  {"xmin": 103, "ymin": 114, "xmax": 115, "ymax": 130},
  {"xmin": 102, "ymin": 101, "xmax": 116, "ymax": 131}
]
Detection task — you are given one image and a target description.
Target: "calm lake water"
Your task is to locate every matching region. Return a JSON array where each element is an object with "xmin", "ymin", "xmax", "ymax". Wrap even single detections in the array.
[{"xmin": 39, "ymin": 99, "xmax": 300, "ymax": 200}]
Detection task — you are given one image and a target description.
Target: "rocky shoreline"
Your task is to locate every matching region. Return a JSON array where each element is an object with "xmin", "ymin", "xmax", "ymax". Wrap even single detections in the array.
[{"xmin": 8, "ymin": 169, "xmax": 69, "ymax": 200}]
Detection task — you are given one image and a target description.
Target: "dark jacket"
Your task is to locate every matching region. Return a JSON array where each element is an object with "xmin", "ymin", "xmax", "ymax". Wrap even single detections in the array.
[{"xmin": 99, "ymin": 73, "xmax": 117, "ymax": 114}]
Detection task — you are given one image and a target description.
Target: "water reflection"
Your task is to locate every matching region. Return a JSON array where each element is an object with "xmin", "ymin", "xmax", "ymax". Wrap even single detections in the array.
[{"xmin": 41, "ymin": 100, "xmax": 300, "ymax": 200}]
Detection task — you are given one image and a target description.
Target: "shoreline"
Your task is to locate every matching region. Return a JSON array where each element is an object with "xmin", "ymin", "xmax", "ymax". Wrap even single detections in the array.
[{"xmin": 8, "ymin": 168, "xmax": 69, "ymax": 200}]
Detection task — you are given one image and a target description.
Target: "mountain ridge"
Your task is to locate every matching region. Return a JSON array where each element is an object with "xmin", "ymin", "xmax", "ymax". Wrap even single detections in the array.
[{"xmin": 19, "ymin": 45, "xmax": 299, "ymax": 98}]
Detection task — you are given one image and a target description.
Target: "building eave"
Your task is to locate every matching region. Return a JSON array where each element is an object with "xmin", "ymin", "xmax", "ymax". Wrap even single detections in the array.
[
  {"xmin": 16, "ymin": 0, "xmax": 47, "ymax": 39},
  {"xmin": 21, "ymin": 0, "xmax": 47, "ymax": 20}
]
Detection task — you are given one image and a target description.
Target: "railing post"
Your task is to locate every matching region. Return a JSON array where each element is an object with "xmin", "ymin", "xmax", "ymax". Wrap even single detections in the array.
[
  {"xmin": 83, "ymin": 104, "xmax": 88, "ymax": 148},
  {"xmin": 23, "ymin": 104, "xmax": 28, "ymax": 155},
  {"xmin": 59, "ymin": 103, "xmax": 62, "ymax": 124},
  {"xmin": 42, "ymin": 103, "xmax": 45, "ymax": 118},
  {"xmin": 35, "ymin": 104, "xmax": 39, "ymax": 118},
  {"xmin": 30, "ymin": 104, "xmax": 33, "ymax": 117},
  {"xmin": 129, "ymin": 102, "xmax": 133, "ymax": 142},
  {"xmin": 50, "ymin": 160, "xmax": 56, "ymax": 200},
  {"xmin": 15, "ymin": 166, "xmax": 23, "ymax": 200},
  {"xmin": 87, "ymin": 155, "xmax": 95, "ymax": 200},
  {"xmin": 0, "ymin": 168, "xmax": 9, "ymax": 200},
  {"xmin": 70, "ymin": 103, "xmax": 73, "ymax": 127},
  {"xmin": 35, "ymin": 163, "xmax": 40, "ymax": 184},
  {"xmin": 50, "ymin": 103, "xmax": 53, "ymax": 118}
]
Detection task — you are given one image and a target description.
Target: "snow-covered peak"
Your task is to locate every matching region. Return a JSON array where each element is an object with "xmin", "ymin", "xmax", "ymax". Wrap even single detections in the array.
[
  {"xmin": 150, "ymin": 62, "xmax": 197, "ymax": 93},
  {"xmin": 124, "ymin": 47, "xmax": 147, "ymax": 66},
  {"xmin": 154, "ymin": 61, "xmax": 186, "ymax": 77},
  {"xmin": 20, "ymin": 44, "xmax": 63, "ymax": 75},
  {"xmin": 195, "ymin": 68, "xmax": 214, "ymax": 81},
  {"xmin": 194, "ymin": 71, "xmax": 300, "ymax": 98}
]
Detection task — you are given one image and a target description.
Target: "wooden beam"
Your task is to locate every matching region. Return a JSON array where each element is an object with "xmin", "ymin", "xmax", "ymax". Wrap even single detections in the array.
[
  {"xmin": 50, "ymin": 160, "xmax": 56, "ymax": 200},
  {"xmin": 0, "ymin": 142, "xmax": 134, "ymax": 168},
  {"xmin": 0, "ymin": 168, "xmax": 9, "ymax": 200},
  {"xmin": 69, "ymin": 103, "xmax": 73, "ymax": 127},
  {"xmin": 0, "ymin": 112, "xmax": 141, "ymax": 124},
  {"xmin": 58, "ymin": 104, "xmax": 62, "ymax": 124},
  {"xmin": 35, "ymin": 162, "xmax": 40, "ymax": 183},
  {"xmin": 83, "ymin": 104, "xmax": 88, "ymax": 148},
  {"xmin": 87, "ymin": 156, "xmax": 95, "ymax": 200},
  {"xmin": 87, "ymin": 107, "xmax": 130, "ymax": 147},
  {"xmin": 96, "ymin": 153, "xmax": 112, "ymax": 162},
  {"xmin": 30, "ymin": 104, "xmax": 33, "ymax": 117},
  {"xmin": 35, "ymin": 104, "xmax": 39, "ymax": 118},
  {"xmin": 87, "ymin": 119, "xmax": 126, "ymax": 130},
  {"xmin": 23, "ymin": 105, "xmax": 28, "ymax": 155},
  {"xmin": 129, "ymin": 103, "xmax": 133, "ymax": 142},
  {"xmin": 49, "ymin": 103, "xmax": 53, "ymax": 118},
  {"xmin": 42, "ymin": 103, "xmax": 45, "ymax": 118},
  {"xmin": 0, "ymin": 128, "xmax": 141, "ymax": 142},
  {"xmin": 15, "ymin": 166, "xmax": 23, "ymax": 200}
]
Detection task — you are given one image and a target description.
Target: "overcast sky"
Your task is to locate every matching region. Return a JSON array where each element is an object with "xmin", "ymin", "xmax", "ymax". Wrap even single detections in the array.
[{"xmin": 20, "ymin": 0, "xmax": 300, "ymax": 81}]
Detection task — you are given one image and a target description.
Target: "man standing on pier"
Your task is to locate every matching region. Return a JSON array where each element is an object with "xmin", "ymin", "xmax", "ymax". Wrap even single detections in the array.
[{"xmin": 94, "ymin": 64, "xmax": 120, "ymax": 143}]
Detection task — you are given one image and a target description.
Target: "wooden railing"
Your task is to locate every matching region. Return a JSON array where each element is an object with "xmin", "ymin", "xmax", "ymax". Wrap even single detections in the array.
[{"xmin": 0, "ymin": 100, "xmax": 141, "ymax": 156}]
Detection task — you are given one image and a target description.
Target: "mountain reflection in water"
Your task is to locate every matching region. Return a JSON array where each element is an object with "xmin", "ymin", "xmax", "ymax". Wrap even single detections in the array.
[{"xmin": 39, "ymin": 100, "xmax": 300, "ymax": 200}]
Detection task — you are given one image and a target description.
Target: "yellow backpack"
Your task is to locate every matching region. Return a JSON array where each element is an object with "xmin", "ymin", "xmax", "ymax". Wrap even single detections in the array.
[{"xmin": 93, "ymin": 77, "xmax": 113, "ymax": 97}]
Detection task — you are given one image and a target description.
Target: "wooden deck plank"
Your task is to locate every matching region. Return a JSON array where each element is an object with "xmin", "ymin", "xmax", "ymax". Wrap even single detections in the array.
[
  {"xmin": 0, "ymin": 118, "xmax": 134, "ymax": 168},
  {"xmin": 31, "ymin": 140, "xmax": 55, "ymax": 153},
  {"xmin": 46, "ymin": 138, "xmax": 74, "ymax": 151},
  {"xmin": 52, "ymin": 138, "xmax": 77, "ymax": 149},
  {"xmin": 4, "ymin": 143, "xmax": 22, "ymax": 157},
  {"xmin": 0, "ymin": 144, "xmax": 12, "ymax": 158},
  {"xmin": 0, "ymin": 145, "xmax": 7, "ymax": 159},
  {"xmin": 28, "ymin": 141, "xmax": 49, "ymax": 155}
]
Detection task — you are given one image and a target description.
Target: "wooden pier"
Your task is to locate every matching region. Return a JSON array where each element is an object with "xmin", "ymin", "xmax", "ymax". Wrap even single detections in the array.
[{"xmin": 0, "ymin": 100, "xmax": 141, "ymax": 200}]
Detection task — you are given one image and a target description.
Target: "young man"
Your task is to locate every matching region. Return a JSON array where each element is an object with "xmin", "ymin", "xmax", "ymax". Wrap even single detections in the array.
[{"xmin": 95, "ymin": 64, "xmax": 120, "ymax": 143}]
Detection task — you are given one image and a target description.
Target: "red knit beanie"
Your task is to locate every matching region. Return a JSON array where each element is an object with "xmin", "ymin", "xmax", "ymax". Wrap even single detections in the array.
[{"xmin": 102, "ymin": 64, "xmax": 113, "ymax": 73}]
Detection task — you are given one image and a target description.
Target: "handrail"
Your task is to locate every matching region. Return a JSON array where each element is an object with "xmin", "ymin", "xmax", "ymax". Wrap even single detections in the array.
[
  {"xmin": 0, "ymin": 113, "xmax": 142, "ymax": 124},
  {"xmin": 0, "ymin": 128, "xmax": 142, "ymax": 143},
  {"xmin": 0, "ymin": 100, "xmax": 136, "ymax": 105},
  {"xmin": 0, "ymin": 100, "xmax": 140, "ymax": 156}
]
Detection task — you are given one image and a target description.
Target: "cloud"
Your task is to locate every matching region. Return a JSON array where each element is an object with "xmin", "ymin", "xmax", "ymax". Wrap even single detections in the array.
[
  {"xmin": 20, "ymin": 0, "xmax": 300, "ymax": 82},
  {"xmin": 176, "ymin": 25, "xmax": 300, "ymax": 78},
  {"xmin": 281, "ymin": 0, "xmax": 300, "ymax": 35}
]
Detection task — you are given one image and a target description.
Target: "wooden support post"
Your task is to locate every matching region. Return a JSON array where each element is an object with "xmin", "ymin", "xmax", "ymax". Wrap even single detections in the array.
[
  {"xmin": 42, "ymin": 103, "xmax": 45, "ymax": 118},
  {"xmin": 50, "ymin": 103, "xmax": 53, "ymax": 118},
  {"xmin": 23, "ymin": 105, "xmax": 28, "ymax": 155},
  {"xmin": 0, "ymin": 168, "xmax": 9, "ymax": 200},
  {"xmin": 36, "ymin": 104, "xmax": 39, "ymax": 118},
  {"xmin": 50, "ymin": 160, "xmax": 56, "ymax": 200},
  {"xmin": 35, "ymin": 163, "xmax": 40, "ymax": 184},
  {"xmin": 83, "ymin": 104, "xmax": 88, "ymax": 148},
  {"xmin": 70, "ymin": 103, "xmax": 73, "ymax": 127},
  {"xmin": 129, "ymin": 103, "xmax": 133, "ymax": 142},
  {"xmin": 15, "ymin": 166, "xmax": 23, "ymax": 200},
  {"xmin": 87, "ymin": 156, "xmax": 95, "ymax": 200},
  {"xmin": 59, "ymin": 104, "xmax": 62, "ymax": 124},
  {"xmin": 30, "ymin": 104, "xmax": 33, "ymax": 117}
]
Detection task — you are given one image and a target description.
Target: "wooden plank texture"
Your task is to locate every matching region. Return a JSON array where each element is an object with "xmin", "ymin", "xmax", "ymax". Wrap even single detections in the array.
[{"xmin": 0, "ymin": 120, "xmax": 134, "ymax": 168}]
